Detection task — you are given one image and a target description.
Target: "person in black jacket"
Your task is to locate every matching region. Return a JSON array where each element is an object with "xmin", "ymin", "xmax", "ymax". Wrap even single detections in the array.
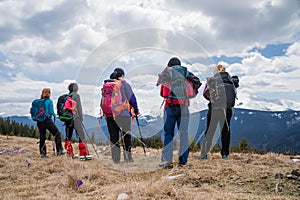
[{"xmin": 200, "ymin": 64, "xmax": 239, "ymax": 159}]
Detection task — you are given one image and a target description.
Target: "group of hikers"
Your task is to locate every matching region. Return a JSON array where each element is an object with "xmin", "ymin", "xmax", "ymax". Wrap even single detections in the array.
[
  {"xmin": 31, "ymin": 57, "xmax": 239, "ymax": 168},
  {"xmin": 32, "ymin": 83, "xmax": 88, "ymax": 159}
]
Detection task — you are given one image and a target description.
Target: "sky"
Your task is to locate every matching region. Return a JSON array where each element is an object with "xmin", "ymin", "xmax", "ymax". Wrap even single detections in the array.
[{"xmin": 0, "ymin": 0, "xmax": 300, "ymax": 117}]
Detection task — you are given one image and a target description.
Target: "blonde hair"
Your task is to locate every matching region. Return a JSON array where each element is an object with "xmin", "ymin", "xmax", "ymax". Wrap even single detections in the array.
[
  {"xmin": 213, "ymin": 64, "xmax": 225, "ymax": 75},
  {"xmin": 41, "ymin": 88, "xmax": 51, "ymax": 98}
]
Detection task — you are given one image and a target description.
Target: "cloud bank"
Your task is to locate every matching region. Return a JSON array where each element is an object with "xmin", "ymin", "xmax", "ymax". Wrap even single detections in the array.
[{"xmin": 0, "ymin": 0, "xmax": 299, "ymax": 116}]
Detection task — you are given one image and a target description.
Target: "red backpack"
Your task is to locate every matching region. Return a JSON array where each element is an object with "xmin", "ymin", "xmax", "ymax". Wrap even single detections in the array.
[{"xmin": 101, "ymin": 80, "xmax": 130, "ymax": 117}]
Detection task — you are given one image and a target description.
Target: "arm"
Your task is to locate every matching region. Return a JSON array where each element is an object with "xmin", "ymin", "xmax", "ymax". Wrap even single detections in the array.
[
  {"xmin": 202, "ymin": 83, "xmax": 210, "ymax": 101},
  {"xmin": 123, "ymin": 82, "xmax": 139, "ymax": 114},
  {"xmin": 45, "ymin": 99, "xmax": 56, "ymax": 117},
  {"xmin": 187, "ymin": 72, "xmax": 202, "ymax": 90},
  {"xmin": 72, "ymin": 93, "xmax": 83, "ymax": 121},
  {"xmin": 231, "ymin": 75, "xmax": 239, "ymax": 88}
]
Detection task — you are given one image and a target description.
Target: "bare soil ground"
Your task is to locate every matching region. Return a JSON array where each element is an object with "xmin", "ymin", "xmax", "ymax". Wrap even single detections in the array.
[{"xmin": 0, "ymin": 135, "xmax": 299, "ymax": 200}]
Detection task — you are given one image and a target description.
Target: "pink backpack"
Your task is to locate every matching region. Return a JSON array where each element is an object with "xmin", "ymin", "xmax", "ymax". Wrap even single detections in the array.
[
  {"xmin": 101, "ymin": 80, "xmax": 129, "ymax": 117},
  {"xmin": 64, "ymin": 97, "xmax": 77, "ymax": 115}
]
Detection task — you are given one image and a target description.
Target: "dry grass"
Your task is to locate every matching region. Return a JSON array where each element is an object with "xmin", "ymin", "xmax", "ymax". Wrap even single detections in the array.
[{"xmin": 0, "ymin": 135, "xmax": 299, "ymax": 200}]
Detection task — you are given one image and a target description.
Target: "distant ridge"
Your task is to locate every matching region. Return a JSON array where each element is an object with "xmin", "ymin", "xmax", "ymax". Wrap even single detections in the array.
[{"xmin": 5, "ymin": 108, "xmax": 300, "ymax": 153}]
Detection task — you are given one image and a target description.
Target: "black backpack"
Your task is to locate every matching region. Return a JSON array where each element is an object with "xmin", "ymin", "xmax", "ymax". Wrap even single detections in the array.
[
  {"xmin": 208, "ymin": 72, "xmax": 238, "ymax": 108},
  {"xmin": 57, "ymin": 94, "xmax": 74, "ymax": 121}
]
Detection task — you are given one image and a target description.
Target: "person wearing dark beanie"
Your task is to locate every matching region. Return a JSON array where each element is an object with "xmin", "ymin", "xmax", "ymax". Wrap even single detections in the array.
[
  {"xmin": 157, "ymin": 57, "xmax": 201, "ymax": 168},
  {"xmin": 167, "ymin": 57, "xmax": 181, "ymax": 67},
  {"xmin": 102, "ymin": 68, "xmax": 139, "ymax": 163}
]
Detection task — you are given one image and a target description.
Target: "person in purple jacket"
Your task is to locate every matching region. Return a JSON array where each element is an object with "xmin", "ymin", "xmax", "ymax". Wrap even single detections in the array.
[{"xmin": 104, "ymin": 68, "xmax": 139, "ymax": 164}]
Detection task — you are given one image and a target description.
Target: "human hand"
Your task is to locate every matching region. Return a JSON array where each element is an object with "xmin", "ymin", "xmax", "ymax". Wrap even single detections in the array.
[{"xmin": 134, "ymin": 112, "xmax": 140, "ymax": 117}]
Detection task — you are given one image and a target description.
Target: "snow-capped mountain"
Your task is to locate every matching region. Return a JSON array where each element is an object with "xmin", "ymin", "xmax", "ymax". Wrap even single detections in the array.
[
  {"xmin": 138, "ymin": 90, "xmax": 300, "ymax": 119},
  {"xmin": 234, "ymin": 93, "xmax": 300, "ymax": 111},
  {"xmin": 6, "ymin": 107, "xmax": 300, "ymax": 153}
]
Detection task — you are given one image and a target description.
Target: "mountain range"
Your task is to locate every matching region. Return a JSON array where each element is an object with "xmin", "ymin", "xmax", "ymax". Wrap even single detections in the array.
[{"xmin": 6, "ymin": 107, "xmax": 300, "ymax": 153}]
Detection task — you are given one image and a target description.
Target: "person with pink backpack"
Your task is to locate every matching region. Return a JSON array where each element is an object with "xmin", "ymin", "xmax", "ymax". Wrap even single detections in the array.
[
  {"xmin": 64, "ymin": 83, "xmax": 89, "ymax": 158},
  {"xmin": 101, "ymin": 68, "xmax": 139, "ymax": 164}
]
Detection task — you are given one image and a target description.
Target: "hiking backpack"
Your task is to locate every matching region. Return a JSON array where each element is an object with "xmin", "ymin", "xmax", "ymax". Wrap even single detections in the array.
[
  {"xmin": 101, "ymin": 80, "xmax": 129, "ymax": 117},
  {"xmin": 57, "ymin": 93, "xmax": 77, "ymax": 122},
  {"xmin": 160, "ymin": 66, "xmax": 196, "ymax": 104},
  {"xmin": 207, "ymin": 73, "xmax": 237, "ymax": 108},
  {"xmin": 30, "ymin": 98, "xmax": 48, "ymax": 122}
]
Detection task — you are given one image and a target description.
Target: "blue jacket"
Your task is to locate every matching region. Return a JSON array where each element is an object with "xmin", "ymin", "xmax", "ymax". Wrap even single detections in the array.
[{"xmin": 43, "ymin": 98, "xmax": 56, "ymax": 119}]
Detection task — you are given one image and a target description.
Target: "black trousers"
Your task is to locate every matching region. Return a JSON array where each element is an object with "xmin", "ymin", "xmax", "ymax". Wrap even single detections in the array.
[
  {"xmin": 106, "ymin": 116, "xmax": 132, "ymax": 162},
  {"xmin": 37, "ymin": 118, "xmax": 63, "ymax": 155},
  {"xmin": 202, "ymin": 103, "xmax": 232, "ymax": 157},
  {"xmin": 65, "ymin": 117, "xmax": 85, "ymax": 142}
]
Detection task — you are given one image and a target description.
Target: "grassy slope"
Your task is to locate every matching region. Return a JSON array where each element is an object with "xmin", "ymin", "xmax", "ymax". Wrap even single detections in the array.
[{"xmin": 0, "ymin": 135, "xmax": 299, "ymax": 200}]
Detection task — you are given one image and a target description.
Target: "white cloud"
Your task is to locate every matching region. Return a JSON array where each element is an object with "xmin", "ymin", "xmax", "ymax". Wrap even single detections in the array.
[
  {"xmin": 0, "ymin": 0, "xmax": 300, "ymax": 116},
  {"xmin": 227, "ymin": 41, "xmax": 300, "ymax": 102}
]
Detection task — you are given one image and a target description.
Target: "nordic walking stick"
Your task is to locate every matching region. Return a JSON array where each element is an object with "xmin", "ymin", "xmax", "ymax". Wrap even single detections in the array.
[
  {"xmin": 135, "ymin": 115, "xmax": 146, "ymax": 157},
  {"xmin": 52, "ymin": 116, "xmax": 56, "ymax": 156},
  {"xmin": 81, "ymin": 122, "xmax": 100, "ymax": 159}
]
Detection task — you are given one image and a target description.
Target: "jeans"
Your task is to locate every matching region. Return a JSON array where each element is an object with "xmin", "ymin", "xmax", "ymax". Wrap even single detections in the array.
[{"xmin": 162, "ymin": 106, "xmax": 190, "ymax": 164}]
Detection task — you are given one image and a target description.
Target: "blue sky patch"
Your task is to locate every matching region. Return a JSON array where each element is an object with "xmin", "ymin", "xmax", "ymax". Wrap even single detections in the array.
[
  {"xmin": 212, "ymin": 43, "xmax": 291, "ymax": 64},
  {"xmin": 249, "ymin": 43, "xmax": 291, "ymax": 58},
  {"xmin": 211, "ymin": 55, "xmax": 243, "ymax": 64}
]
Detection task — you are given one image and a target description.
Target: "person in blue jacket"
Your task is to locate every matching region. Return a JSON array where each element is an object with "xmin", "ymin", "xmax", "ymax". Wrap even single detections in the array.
[
  {"xmin": 37, "ymin": 88, "xmax": 65, "ymax": 157},
  {"xmin": 103, "ymin": 68, "xmax": 139, "ymax": 164}
]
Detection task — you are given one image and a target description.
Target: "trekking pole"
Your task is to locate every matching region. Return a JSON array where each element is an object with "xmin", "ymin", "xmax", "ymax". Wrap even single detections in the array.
[
  {"xmin": 81, "ymin": 122, "xmax": 100, "ymax": 159},
  {"xmin": 223, "ymin": 108, "xmax": 230, "ymax": 132},
  {"xmin": 135, "ymin": 115, "xmax": 147, "ymax": 157},
  {"xmin": 52, "ymin": 116, "xmax": 56, "ymax": 156}
]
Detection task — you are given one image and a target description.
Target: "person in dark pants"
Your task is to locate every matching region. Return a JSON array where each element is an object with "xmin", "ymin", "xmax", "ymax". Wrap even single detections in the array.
[
  {"xmin": 37, "ymin": 88, "xmax": 66, "ymax": 157},
  {"xmin": 201, "ymin": 64, "xmax": 238, "ymax": 159},
  {"xmin": 106, "ymin": 115, "xmax": 132, "ymax": 163},
  {"xmin": 102, "ymin": 68, "xmax": 139, "ymax": 164},
  {"xmin": 201, "ymin": 102, "xmax": 232, "ymax": 159},
  {"xmin": 64, "ymin": 83, "xmax": 89, "ymax": 158}
]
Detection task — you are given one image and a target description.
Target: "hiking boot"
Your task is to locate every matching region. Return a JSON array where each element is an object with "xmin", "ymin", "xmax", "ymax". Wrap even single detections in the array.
[
  {"xmin": 127, "ymin": 152, "xmax": 134, "ymax": 162},
  {"xmin": 222, "ymin": 155, "xmax": 228, "ymax": 159},
  {"xmin": 40, "ymin": 154, "xmax": 49, "ymax": 158},
  {"xmin": 199, "ymin": 155, "xmax": 208, "ymax": 160},
  {"xmin": 57, "ymin": 149, "xmax": 66, "ymax": 156},
  {"xmin": 111, "ymin": 146, "xmax": 121, "ymax": 163},
  {"xmin": 159, "ymin": 160, "xmax": 173, "ymax": 168},
  {"xmin": 123, "ymin": 151, "xmax": 134, "ymax": 163},
  {"xmin": 79, "ymin": 142, "xmax": 89, "ymax": 156},
  {"xmin": 65, "ymin": 141, "xmax": 74, "ymax": 157},
  {"xmin": 113, "ymin": 160, "xmax": 120, "ymax": 164}
]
